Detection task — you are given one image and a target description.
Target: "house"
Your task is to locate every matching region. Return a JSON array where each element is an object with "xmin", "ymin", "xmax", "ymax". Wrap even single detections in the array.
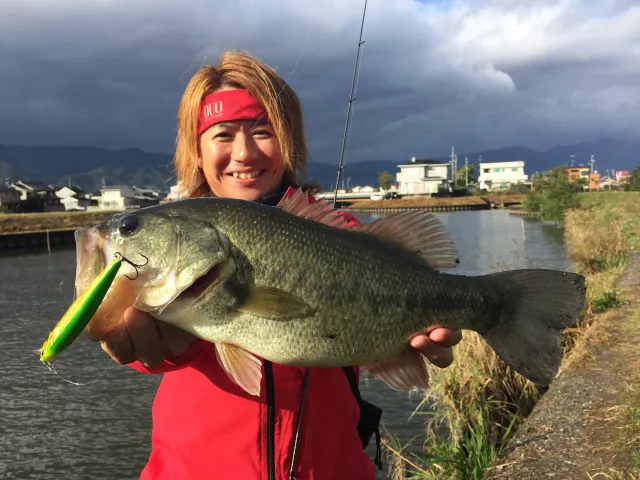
[
  {"xmin": 478, "ymin": 161, "xmax": 528, "ymax": 191},
  {"xmin": 0, "ymin": 186, "xmax": 21, "ymax": 212},
  {"xmin": 55, "ymin": 186, "xmax": 91, "ymax": 211},
  {"xmin": 566, "ymin": 166, "xmax": 600, "ymax": 190},
  {"xmin": 599, "ymin": 176, "xmax": 618, "ymax": 190},
  {"xmin": 162, "ymin": 181, "xmax": 188, "ymax": 202},
  {"xmin": 96, "ymin": 185, "xmax": 160, "ymax": 210},
  {"xmin": 395, "ymin": 157, "xmax": 451, "ymax": 196},
  {"xmin": 9, "ymin": 180, "xmax": 64, "ymax": 211},
  {"xmin": 132, "ymin": 186, "xmax": 163, "ymax": 199},
  {"xmin": 616, "ymin": 170, "xmax": 631, "ymax": 184}
]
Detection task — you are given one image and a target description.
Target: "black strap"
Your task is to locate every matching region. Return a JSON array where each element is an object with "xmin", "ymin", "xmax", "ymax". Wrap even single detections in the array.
[
  {"xmin": 264, "ymin": 361, "xmax": 276, "ymax": 480},
  {"xmin": 342, "ymin": 367, "xmax": 383, "ymax": 470},
  {"xmin": 343, "ymin": 366, "xmax": 363, "ymax": 403}
]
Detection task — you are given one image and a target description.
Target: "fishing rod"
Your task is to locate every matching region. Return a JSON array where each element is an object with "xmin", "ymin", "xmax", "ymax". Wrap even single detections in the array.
[{"xmin": 332, "ymin": 0, "xmax": 368, "ymax": 208}]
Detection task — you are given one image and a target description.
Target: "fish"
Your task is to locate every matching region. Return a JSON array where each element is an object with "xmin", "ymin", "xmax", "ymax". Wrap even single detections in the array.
[{"xmin": 72, "ymin": 189, "xmax": 586, "ymax": 396}]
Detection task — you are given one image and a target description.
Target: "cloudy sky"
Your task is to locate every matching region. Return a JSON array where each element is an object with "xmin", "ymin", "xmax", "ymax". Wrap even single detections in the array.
[{"xmin": 0, "ymin": 0, "xmax": 638, "ymax": 165}]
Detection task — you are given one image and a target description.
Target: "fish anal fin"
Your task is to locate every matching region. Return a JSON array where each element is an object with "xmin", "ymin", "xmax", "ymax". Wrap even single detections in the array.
[
  {"xmin": 215, "ymin": 342, "xmax": 263, "ymax": 396},
  {"xmin": 276, "ymin": 188, "xmax": 358, "ymax": 231},
  {"xmin": 229, "ymin": 285, "xmax": 315, "ymax": 319},
  {"xmin": 359, "ymin": 211, "xmax": 460, "ymax": 270},
  {"xmin": 363, "ymin": 349, "xmax": 430, "ymax": 391}
]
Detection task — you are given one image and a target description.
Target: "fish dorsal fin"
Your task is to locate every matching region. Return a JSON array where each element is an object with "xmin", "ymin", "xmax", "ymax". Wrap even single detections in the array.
[
  {"xmin": 277, "ymin": 188, "xmax": 459, "ymax": 270},
  {"xmin": 359, "ymin": 210, "xmax": 460, "ymax": 270},
  {"xmin": 215, "ymin": 342, "xmax": 263, "ymax": 396},
  {"xmin": 276, "ymin": 188, "xmax": 358, "ymax": 230}
]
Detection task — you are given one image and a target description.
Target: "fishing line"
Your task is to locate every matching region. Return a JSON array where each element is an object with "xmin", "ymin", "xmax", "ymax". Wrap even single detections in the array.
[
  {"xmin": 39, "ymin": 330, "xmax": 124, "ymax": 387},
  {"xmin": 248, "ymin": 30, "xmax": 310, "ymax": 133}
]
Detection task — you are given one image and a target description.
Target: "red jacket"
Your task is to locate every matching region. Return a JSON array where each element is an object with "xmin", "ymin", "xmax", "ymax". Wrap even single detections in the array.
[{"xmin": 128, "ymin": 188, "xmax": 378, "ymax": 480}]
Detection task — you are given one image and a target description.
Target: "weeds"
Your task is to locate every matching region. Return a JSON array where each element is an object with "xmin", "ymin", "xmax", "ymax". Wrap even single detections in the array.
[{"xmin": 384, "ymin": 192, "xmax": 640, "ymax": 479}]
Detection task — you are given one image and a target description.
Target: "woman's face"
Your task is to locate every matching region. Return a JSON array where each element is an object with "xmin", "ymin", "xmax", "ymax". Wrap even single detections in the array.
[{"xmin": 198, "ymin": 94, "xmax": 285, "ymax": 201}]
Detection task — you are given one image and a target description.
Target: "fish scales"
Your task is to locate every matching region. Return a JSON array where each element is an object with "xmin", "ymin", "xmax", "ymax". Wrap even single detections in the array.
[
  {"xmin": 174, "ymin": 200, "xmax": 506, "ymax": 366},
  {"xmin": 68, "ymin": 190, "xmax": 586, "ymax": 395}
]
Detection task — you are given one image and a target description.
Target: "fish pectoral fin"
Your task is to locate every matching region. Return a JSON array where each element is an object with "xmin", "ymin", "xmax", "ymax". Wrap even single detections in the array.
[
  {"xmin": 359, "ymin": 211, "xmax": 460, "ymax": 270},
  {"xmin": 362, "ymin": 349, "xmax": 430, "ymax": 391},
  {"xmin": 230, "ymin": 285, "xmax": 315, "ymax": 319},
  {"xmin": 215, "ymin": 342, "xmax": 263, "ymax": 396}
]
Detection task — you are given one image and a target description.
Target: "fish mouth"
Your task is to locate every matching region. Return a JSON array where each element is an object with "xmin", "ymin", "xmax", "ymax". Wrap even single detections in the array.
[
  {"xmin": 74, "ymin": 227, "xmax": 107, "ymax": 297},
  {"xmin": 173, "ymin": 260, "xmax": 229, "ymax": 306}
]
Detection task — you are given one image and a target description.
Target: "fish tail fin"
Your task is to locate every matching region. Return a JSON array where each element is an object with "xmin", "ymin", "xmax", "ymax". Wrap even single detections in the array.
[{"xmin": 480, "ymin": 269, "xmax": 586, "ymax": 386}]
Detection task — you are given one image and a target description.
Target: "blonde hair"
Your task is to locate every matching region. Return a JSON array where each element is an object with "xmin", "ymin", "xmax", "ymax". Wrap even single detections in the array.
[{"xmin": 174, "ymin": 50, "xmax": 317, "ymax": 198}]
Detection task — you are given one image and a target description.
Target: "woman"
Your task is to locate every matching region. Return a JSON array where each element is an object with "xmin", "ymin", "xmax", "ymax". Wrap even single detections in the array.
[{"xmin": 100, "ymin": 50, "xmax": 462, "ymax": 480}]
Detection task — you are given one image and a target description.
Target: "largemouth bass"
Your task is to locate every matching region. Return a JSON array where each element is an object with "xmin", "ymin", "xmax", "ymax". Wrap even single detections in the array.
[{"xmin": 73, "ymin": 189, "xmax": 586, "ymax": 396}]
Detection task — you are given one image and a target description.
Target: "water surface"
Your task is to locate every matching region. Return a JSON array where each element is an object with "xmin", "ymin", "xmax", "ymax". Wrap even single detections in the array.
[{"xmin": 0, "ymin": 210, "xmax": 571, "ymax": 479}]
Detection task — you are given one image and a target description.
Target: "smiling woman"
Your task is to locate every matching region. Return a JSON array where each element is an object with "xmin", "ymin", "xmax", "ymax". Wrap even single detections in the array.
[
  {"xmin": 96, "ymin": 49, "xmax": 463, "ymax": 480},
  {"xmin": 173, "ymin": 52, "xmax": 315, "ymax": 201},
  {"xmin": 196, "ymin": 88, "xmax": 286, "ymax": 201}
]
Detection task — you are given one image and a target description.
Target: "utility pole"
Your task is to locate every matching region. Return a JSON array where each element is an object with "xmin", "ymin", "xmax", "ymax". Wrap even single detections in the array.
[
  {"xmin": 450, "ymin": 146, "xmax": 457, "ymax": 187},
  {"xmin": 569, "ymin": 154, "xmax": 575, "ymax": 168},
  {"xmin": 464, "ymin": 156, "xmax": 469, "ymax": 186},
  {"xmin": 589, "ymin": 154, "xmax": 596, "ymax": 192}
]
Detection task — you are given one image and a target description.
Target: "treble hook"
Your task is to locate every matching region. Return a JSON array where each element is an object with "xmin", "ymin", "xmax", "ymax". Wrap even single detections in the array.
[{"xmin": 114, "ymin": 252, "xmax": 149, "ymax": 280}]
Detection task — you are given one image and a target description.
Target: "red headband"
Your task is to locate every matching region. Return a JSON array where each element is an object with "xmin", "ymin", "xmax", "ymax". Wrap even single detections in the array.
[{"xmin": 198, "ymin": 89, "xmax": 269, "ymax": 135}]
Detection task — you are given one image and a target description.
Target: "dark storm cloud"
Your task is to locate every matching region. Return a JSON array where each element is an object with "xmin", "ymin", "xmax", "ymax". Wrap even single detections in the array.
[{"xmin": 0, "ymin": 0, "xmax": 638, "ymax": 163}]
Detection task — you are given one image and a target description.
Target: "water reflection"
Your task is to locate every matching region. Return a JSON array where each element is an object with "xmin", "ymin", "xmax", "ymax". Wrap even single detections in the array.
[{"xmin": 0, "ymin": 209, "xmax": 570, "ymax": 479}]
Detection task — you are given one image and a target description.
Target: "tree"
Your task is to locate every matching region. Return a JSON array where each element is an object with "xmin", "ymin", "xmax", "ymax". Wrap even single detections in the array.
[
  {"xmin": 455, "ymin": 162, "xmax": 478, "ymax": 186},
  {"xmin": 624, "ymin": 163, "xmax": 640, "ymax": 191},
  {"xmin": 378, "ymin": 171, "xmax": 394, "ymax": 190},
  {"xmin": 524, "ymin": 167, "xmax": 581, "ymax": 221}
]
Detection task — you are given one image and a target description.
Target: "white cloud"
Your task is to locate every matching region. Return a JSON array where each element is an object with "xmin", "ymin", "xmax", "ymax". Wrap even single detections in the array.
[{"xmin": 0, "ymin": 0, "xmax": 637, "ymax": 161}]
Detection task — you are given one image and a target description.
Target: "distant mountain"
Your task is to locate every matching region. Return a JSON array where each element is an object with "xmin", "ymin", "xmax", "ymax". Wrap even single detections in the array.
[{"xmin": 0, "ymin": 139, "xmax": 637, "ymax": 193}]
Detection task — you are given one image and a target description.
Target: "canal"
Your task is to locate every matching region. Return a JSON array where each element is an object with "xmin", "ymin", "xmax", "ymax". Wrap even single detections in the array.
[{"xmin": 0, "ymin": 210, "xmax": 572, "ymax": 479}]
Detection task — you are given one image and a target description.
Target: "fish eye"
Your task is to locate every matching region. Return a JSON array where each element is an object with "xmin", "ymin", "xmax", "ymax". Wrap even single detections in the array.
[{"xmin": 118, "ymin": 215, "xmax": 140, "ymax": 237}]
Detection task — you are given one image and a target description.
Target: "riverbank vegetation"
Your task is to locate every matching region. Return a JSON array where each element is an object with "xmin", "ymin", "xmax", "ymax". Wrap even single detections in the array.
[
  {"xmin": 0, "ymin": 210, "xmax": 116, "ymax": 234},
  {"xmin": 383, "ymin": 188, "xmax": 640, "ymax": 479}
]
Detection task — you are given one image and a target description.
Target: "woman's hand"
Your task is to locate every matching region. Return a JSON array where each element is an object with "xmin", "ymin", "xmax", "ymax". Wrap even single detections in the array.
[
  {"xmin": 101, "ymin": 307, "xmax": 462, "ymax": 370},
  {"xmin": 100, "ymin": 306, "xmax": 195, "ymax": 367},
  {"xmin": 409, "ymin": 328, "xmax": 462, "ymax": 368}
]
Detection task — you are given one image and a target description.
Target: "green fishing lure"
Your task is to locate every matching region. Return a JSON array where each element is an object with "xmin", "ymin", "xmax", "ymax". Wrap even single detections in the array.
[{"xmin": 39, "ymin": 256, "xmax": 122, "ymax": 363}]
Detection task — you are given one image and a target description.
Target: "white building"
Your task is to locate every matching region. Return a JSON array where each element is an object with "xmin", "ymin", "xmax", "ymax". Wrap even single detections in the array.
[
  {"xmin": 477, "ymin": 161, "xmax": 528, "ymax": 191},
  {"xmin": 163, "ymin": 181, "xmax": 188, "ymax": 202},
  {"xmin": 55, "ymin": 186, "xmax": 91, "ymax": 211},
  {"xmin": 395, "ymin": 157, "xmax": 451, "ymax": 196},
  {"xmin": 95, "ymin": 185, "xmax": 160, "ymax": 210}
]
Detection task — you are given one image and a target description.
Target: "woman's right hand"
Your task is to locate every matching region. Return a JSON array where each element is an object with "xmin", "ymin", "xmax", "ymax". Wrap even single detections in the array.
[{"xmin": 100, "ymin": 306, "xmax": 196, "ymax": 368}]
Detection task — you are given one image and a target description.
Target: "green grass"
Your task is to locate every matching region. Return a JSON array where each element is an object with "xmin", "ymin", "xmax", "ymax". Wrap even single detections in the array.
[
  {"xmin": 383, "ymin": 191, "xmax": 640, "ymax": 480},
  {"xmin": 621, "ymin": 308, "xmax": 640, "ymax": 473}
]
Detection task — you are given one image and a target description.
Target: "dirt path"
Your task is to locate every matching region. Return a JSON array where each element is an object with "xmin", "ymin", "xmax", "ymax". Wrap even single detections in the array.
[{"xmin": 484, "ymin": 252, "xmax": 640, "ymax": 480}]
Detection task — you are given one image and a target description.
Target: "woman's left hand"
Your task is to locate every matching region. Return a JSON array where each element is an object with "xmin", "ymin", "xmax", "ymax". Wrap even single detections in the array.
[{"xmin": 409, "ymin": 328, "xmax": 463, "ymax": 368}]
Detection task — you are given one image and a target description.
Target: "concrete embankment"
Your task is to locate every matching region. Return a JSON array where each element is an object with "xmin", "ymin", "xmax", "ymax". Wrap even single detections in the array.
[
  {"xmin": 0, "ymin": 229, "xmax": 77, "ymax": 255},
  {"xmin": 0, "ymin": 210, "xmax": 114, "ymax": 254},
  {"xmin": 483, "ymin": 251, "xmax": 640, "ymax": 479},
  {"xmin": 345, "ymin": 194, "xmax": 524, "ymax": 213}
]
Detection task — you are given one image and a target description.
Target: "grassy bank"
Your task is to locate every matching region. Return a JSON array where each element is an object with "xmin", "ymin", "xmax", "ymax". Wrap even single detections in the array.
[
  {"xmin": 560, "ymin": 192, "xmax": 639, "ymax": 359},
  {"xmin": 0, "ymin": 210, "xmax": 116, "ymax": 234},
  {"xmin": 383, "ymin": 191, "xmax": 640, "ymax": 479}
]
